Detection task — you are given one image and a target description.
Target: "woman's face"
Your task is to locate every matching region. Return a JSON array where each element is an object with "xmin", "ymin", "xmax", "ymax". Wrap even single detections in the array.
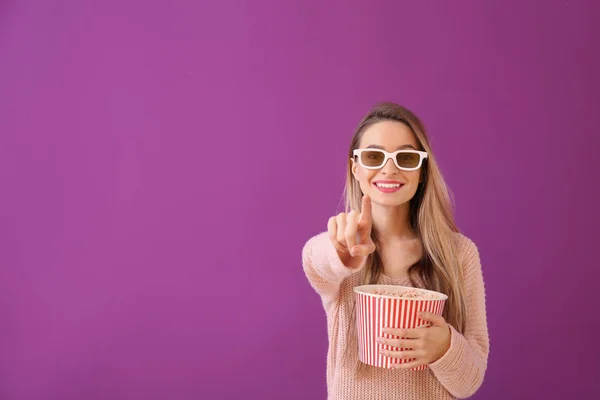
[{"xmin": 351, "ymin": 120, "xmax": 424, "ymax": 208}]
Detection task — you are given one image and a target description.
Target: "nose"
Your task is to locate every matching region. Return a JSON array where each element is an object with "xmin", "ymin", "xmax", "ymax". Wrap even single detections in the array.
[{"xmin": 381, "ymin": 157, "xmax": 399, "ymax": 174}]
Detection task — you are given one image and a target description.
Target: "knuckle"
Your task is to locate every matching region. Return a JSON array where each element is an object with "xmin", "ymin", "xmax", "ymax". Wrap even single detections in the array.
[
  {"xmin": 327, "ymin": 220, "xmax": 336, "ymax": 232},
  {"xmin": 327, "ymin": 218, "xmax": 335, "ymax": 229}
]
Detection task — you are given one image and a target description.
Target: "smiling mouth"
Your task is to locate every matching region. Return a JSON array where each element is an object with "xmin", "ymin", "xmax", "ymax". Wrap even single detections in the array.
[
  {"xmin": 372, "ymin": 182, "xmax": 404, "ymax": 194},
  {"xmin": 373, "ymin": 182, "xmax": 403, "ymax": 188}
]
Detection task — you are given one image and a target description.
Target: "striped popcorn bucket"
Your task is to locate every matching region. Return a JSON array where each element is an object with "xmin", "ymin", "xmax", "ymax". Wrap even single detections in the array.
[{"xmin": 353, "ymin": 285, "xmax": 447, "ymax": 371}]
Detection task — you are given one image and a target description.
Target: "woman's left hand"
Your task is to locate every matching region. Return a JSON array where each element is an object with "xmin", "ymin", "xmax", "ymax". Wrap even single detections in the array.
[{"xmin": 378, "ymin": 311, "xmax": 451, "ymax": 369}]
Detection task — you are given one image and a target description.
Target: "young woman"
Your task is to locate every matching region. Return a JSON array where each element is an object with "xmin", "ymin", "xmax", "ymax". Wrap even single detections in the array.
[{"xmin": 302, "ymin": 102, "xmax": 489, "ymax": 399}]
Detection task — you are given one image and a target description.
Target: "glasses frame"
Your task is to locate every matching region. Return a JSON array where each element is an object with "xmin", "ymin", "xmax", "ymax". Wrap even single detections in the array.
[{"xmin": 352, "ymin": 148, "xmax": 428, "ymax": 171}]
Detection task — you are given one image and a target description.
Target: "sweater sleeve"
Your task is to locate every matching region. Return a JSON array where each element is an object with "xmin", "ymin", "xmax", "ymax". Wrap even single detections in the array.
[
  {"xmin": 428, "ymin": 236, "xmax": 490, "ymax": 399},
  {"xmin": 302, "ymin": 232, "xmax": 367, "ymax": 310}
]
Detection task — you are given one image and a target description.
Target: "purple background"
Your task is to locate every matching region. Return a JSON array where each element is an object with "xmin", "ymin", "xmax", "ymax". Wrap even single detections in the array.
[{"xmin": 1, "ymin": 1, "xmax": 599, "ymax": 399}]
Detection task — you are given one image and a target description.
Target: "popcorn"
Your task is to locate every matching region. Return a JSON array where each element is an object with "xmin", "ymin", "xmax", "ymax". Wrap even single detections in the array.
[
  {"xmin": 370, "ymin": 287, "xmax": 441, "ymax": 299},
  {"xmin": 353, "ymin": 285, "xmax": 447, "ymax": 370}
]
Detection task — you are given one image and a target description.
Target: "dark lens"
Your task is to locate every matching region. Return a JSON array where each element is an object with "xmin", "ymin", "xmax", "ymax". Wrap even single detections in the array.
[
  {"xmin": 396, "ymin": 152, "xmax": 420, "ymax": 168},
  {"xmin": 361, "ymin": 150, "xmax": 385, "ymax": 167}
]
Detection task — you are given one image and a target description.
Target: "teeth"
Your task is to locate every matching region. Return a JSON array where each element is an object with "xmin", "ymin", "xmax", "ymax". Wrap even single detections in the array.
[{"xmin": 375, "ymin": 183, "xmax": 401, "ymax": 188}]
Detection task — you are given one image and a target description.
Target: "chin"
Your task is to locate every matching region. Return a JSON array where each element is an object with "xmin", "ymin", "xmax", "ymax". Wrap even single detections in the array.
[{"xmin": 370, "ymin": 194, "xmax": 411, "ymax": 207}]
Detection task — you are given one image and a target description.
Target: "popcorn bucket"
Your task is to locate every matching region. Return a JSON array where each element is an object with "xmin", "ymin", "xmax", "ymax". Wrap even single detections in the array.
[{"xmin": 353, "ymin": 285, "xmax": 448, "ymax": 371}]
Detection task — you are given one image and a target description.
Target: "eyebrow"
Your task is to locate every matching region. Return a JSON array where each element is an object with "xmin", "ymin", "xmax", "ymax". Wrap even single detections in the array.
[{"xmin": 366, "ymin": 144, "xmax": 417, "ymax": 150}]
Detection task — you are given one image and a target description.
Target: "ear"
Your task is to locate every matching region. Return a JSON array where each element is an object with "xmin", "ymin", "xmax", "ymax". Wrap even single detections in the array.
[{"xmin": 350, "ymin": 157, "xmax": 358, "ymax": 180}]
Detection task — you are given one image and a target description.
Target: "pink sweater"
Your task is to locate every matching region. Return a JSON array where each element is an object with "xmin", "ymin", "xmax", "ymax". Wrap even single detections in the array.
[{"xmin": 302, "ymin": 231, "xmax": 490, "ymax": 399}]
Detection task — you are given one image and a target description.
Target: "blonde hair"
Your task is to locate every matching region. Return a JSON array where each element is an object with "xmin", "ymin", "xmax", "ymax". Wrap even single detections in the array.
[{"xmin": 343, "ymin": 102, "xmax": 467, "ymax": 376}]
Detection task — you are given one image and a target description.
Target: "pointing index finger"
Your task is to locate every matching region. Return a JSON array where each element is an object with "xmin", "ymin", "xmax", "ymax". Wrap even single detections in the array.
[{"xmin": 359, "ymin": 194, "xmax": 372, "ymax": 227}]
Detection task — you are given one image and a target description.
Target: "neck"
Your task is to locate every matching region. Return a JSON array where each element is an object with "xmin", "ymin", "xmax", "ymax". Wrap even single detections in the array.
[{"xmin": 371, "ymin": 201, "xmax": 416, "ymax": 241}]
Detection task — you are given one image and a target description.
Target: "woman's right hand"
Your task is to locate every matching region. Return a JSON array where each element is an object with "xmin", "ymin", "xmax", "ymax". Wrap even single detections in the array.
[{"xmin": 327, "ymin": 194, "xmax": 377, "ymax": 269}]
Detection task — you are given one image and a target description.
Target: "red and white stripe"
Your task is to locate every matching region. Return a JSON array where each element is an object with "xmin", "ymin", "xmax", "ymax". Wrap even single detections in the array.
[{"xmin": 355, "ymin": 292, "xmax": 446, "ymax": 371}]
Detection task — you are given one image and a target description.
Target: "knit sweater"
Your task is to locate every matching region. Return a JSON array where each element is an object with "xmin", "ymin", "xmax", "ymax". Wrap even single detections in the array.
[{"xmin": 302, "ymin": 231, "xmax": 490, "ymax": 400}]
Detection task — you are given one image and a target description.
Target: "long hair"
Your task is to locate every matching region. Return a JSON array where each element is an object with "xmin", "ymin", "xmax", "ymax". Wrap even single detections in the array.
[{"xmin": 342, "ymin": 102, "xmax": 467, "ymax": 376}]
